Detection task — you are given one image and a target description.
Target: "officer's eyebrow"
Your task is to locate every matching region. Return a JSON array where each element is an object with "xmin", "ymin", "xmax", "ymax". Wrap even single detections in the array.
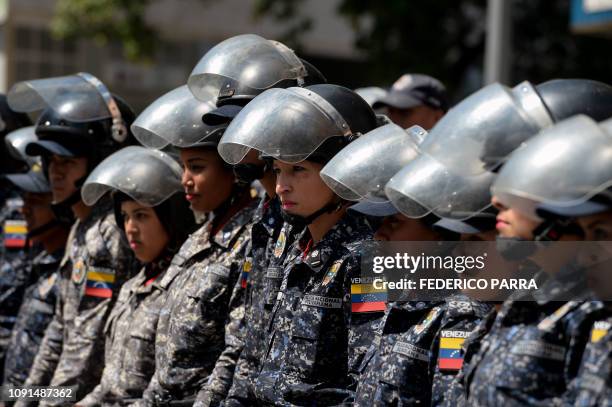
[{"xmin": 185, "ymin": 157, "xmax": 208, "ymax": 163}]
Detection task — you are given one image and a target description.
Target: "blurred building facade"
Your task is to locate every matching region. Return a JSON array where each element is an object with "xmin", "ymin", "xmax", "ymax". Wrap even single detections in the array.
[{"xmin": 0, "ymin": 0, "xmax": 363, "ymax": 112}]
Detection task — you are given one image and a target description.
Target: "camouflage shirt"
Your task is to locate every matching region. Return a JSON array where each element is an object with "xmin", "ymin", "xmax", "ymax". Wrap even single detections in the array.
[
  {"xmin": 140, "ymin": 198, "xmax": 258, "ymax": 405},
  {"xmin": 354, "ymin": 295, "xmax": 492, "ymax": 406},
  {"xmin": 458, "ymin": 265, "xmax": 606, "ymax": 406},
  {"xmin": 224, "ymin": 197, "xmax": 298, "ymax": 406},
  {"xmin": 560, "ymin": 314, "xmax": 612, "ymax": 406},
  {"xmin": 3, "ymin": 249, "xmax": 62, "ymax": 386},
  {"xmin": 20, "ymin": 200, "xmax": 136, "ymax": 406},
  {"xmin": 0, "ymin": 248, "xmax": 36, "ymax": 385},
  {"xmin": 253, "ymin": 212, "xmax": 384, "ymax": 406},
  {"xmin": 78, "ymin": 257, "xmax": 173, "ymax": 407}
]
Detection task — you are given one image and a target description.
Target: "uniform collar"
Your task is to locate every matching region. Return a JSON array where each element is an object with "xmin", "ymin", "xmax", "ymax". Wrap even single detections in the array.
[
  {"xmin": 211, "ymin": 197, "xmax": 259, "ymax": 249},
  {"xmin": 299, "ymin": 211, "xmax": 373, "ymax": 273}
]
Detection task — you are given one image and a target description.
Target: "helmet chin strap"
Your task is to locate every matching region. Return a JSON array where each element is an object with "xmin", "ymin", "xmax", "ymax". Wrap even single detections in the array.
[
  {"xmin": 532, "ymin": 218, "xmax": 583, "ymax": 242},
  {"xmin": 496, "ymin": 218, "xmax": 582, "ymax": 261},
  {"xmin": 280, "ymin": 198, "xmax": 345, "ymax": 229},
  {"xmin": 27, "ymin": 219, "xmax": 64, "ymax": 239}
]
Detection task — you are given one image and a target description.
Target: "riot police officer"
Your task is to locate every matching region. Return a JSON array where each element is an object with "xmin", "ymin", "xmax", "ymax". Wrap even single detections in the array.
[{"xmin": 8, "ymin": 73, "xmax": 138, "ymax": 405}]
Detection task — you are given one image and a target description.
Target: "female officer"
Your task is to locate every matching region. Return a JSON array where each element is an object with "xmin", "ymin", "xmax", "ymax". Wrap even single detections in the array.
[
  {"xmin": 217, "ymin": 83, "xmax": 383, "ymax": 405},
  {"xmin": 77, "ymin": 146, "xmax": 195, "ymax": 406},
  {"xmin": 132, "ymin": 84, "xmax": 259, "ymax": 406}
]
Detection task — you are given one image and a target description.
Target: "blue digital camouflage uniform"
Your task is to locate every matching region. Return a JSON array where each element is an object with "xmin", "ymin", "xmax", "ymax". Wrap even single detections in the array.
[
  {"xmin": 452, "ymin": 266, "xmax": 607, "ymax": 406},
  {"xmin": 77, "ymin": 256, "xmax": 173, "ymax": 407},
  {"xmin": 354, "ymin": 295, "xmax": 492, "ymax": 406},
  {"xmin": 0, "ymin": 194, "xmax": 32, "ymax": 381},
  {"xmin": 253, "ymin": 211, "xmax": 384, "ymax": 406},
  {"xmin": 18, "ymin": 199, "xmax": 136, "ymax": 406},
  {"xmin": 2, "ymin": 248, "xmax": 62, "ymax": 387},
  {"xmin": 223, "ymin": 196, "xmax": 298, "ymax": 406},
  {"xmin": 139, "ymin": 197, "xmax": 258, "ymax": 406},
  {"xmin": 437, "ymin": 306, "xmax": 498, "ymax": 406},
  {"xmin": 560, "ymin": 314, "xmax": 612, "ymax": 406}
]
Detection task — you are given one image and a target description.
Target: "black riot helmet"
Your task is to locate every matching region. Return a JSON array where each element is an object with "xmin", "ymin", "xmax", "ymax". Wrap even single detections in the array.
[
  {"xmin": 418, "ymin": 78, "xmax": 612, "ymax": 176},
  {"xmin": 8, "ymin": 73, "xmax": 136, "ymax": 174},
  {"xmin": 304, "ymin": 84, "xmax": 379, "ymax": 164},
  {"xmin": 7, "ymin": 73, "xmax": 135, "ymax": 215},
  {"xmin": 536, "ymin": 79, "xmax": 612, "ymax": 123},
  {"xmin": 0, "ymin": 93, "xmax": 32, "ymax": 174}
]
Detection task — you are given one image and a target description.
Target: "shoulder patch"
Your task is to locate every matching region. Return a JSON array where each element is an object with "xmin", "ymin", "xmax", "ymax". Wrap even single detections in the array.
[
  {"xmin": 438, "ymin": 330, "xmax": 469, "ymax": 371},
  {"xmin": 414, "ymin": 307, "xmax": 442, "ymax": 334},
  {"xmin": 241, "ymin": 257, "xmax": 252, "ymax": 288},
  {"xmin": 273, "ymin": 228, "xmax": 287, "ymax": 258},
  {"xmin": 3, "ymin": 219, "xmax": 28, "ymax": 248},
  {"xmin": 350, "ymin": 277, "xmax": 387, "ymax": 313},
  {"xmin": 537, "ymin": 301, "xmax": 579, "ymax": 331},
  {"xmin": 72, "ymin": 260, "xmax": 87, "ymax": 284},
  {"xmin": 84, "ymin": 266, "xmax": 115, "ymax": 298},
  {"xmin": 591, "ymin": 320, "xmax": 611, "ymax": 343},
  {"xmin": 38, "ymin": 273, "xmax": 58, "ymax": 298},
  {"xmin": 322, "ymin": 259, "xmax": 343, "ymax": 286}
]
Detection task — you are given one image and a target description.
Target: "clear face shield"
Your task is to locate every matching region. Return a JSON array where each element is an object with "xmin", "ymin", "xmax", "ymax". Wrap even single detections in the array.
[
  {"xmin": 320, "ymin": 123, "xmax": 425, "ymax": 202},
  {"xmin": 81, "ymin": 146, "xmax": 183, "ymax": 207},
  {"xmin": 419, "ymin": 81, "xmax": 553, "ymax": 176},
  {"xmin": 187, "ymin": 34, "xmax": 307, "ymax": 102},
  {"xmin": 131, "ymin": 85, "xmax": 224, "ymax": 149},
  {"xmin": 385, "ymin": 151, "xmax": 496, "ymax": 220},
  {"xmin": 492, "ymin": 115, "xmax": 612, "ymax": 212},
  {"xmin": 217, "ymin": 87, "xmax": 352, "ymax": 165}
]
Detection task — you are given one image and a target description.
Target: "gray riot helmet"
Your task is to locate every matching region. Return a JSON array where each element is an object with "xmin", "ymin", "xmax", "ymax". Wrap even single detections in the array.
[
  {"xmin": 0, "ymin": 93, "xmax": 32, "ymax": 175},
  {"xmin": 218, "ymin": 84, "xmax": 378, "ymax": 165},
  {"xmin": 188, "ymin": 34, "xmax": 326, "ymax": 106},
  {"xmin": 82, "ymin": 145, "xmax": 195, "ymax": 253},
  {"xmin": 3, "ymin": 126, "xmax": 50, "ymax": 193},
  {"xmin": 82, "ymin": 146, "xmax": 183, "ymax": 207},
  {"xmin": 5, "ymin": 126, "xmax": 40, "ymax": 170},
  {"xmin": 320, "ymin": 123, "xmax": 425, "ymax": 202},
  {"xmin": 420, "ymin": 79, "xmax": 612, "ymax": 176},
  {"xmin": 385, "ymin": 151, "xmax": 496, "ymax": 220},
  {"xmin": 132, "ymin": 85, "xmax": 226, "ymax": 149},
  {"xmin": 493, "ymin": 115, "xmax": 612, "ymax": 220}
]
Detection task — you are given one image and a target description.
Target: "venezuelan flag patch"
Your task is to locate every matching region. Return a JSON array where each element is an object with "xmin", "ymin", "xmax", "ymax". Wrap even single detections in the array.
[
  {"xmin": 591, "ymin": 320, "xmax": 611, "ymax": 343},
  {"xmin": 3, "ymin": 220, "xmax": 28, "ymax": 248},
  {"xmin": 438, "ymin": 330, "xmax": 469, "ymax": 371},
  {"xmin": 350, "ymin": 278, "xmax": 387, "ymax": 313},
  {"xmin": 241, "ymin": 258, "xmax": 252, "ymax": 288},
  {"xmin": 84, "ymin": 268, "xmax": 115, "ymax": 298}
]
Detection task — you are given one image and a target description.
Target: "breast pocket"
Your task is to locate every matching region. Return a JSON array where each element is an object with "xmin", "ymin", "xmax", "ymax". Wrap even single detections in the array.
[
  {"xmin": 180, "ymin": 265, "xmax": 231, "ymax": 340},
  {"xmin": 24, "ymin": 298, "xmax": 55, "ymax": 335},
  {"xmin": 495, "ymin": 335, "xmax": 567, "ymax": 399},
  {"xmin": 125, "ymin": 308, "xmax": 159, "ymax": 377},
  {"xmin": 193, "ymin": 264, "xmax": 231, "ymax": 304},
  {"xmin": 286, "ymin": 301, "xmax": 347, "ymax": 381}
]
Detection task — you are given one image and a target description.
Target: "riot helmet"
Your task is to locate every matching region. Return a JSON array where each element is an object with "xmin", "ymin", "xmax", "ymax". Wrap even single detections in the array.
[
  {"xmin": 82, "ymin": 146, "xmax": 195, "ymax": 252},
  {"xmin": 419, "ymin": 79, "xmax": 612, "ymax": 176},
  {"xmin": 188, "ymin": 34, "xmax": 326, "ymax": 107}
]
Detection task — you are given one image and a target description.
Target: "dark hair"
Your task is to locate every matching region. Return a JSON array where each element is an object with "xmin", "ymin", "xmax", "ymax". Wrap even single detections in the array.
[{"xmin": 113, "ymin": 191, "xmax": 196, "ymax": 255}]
